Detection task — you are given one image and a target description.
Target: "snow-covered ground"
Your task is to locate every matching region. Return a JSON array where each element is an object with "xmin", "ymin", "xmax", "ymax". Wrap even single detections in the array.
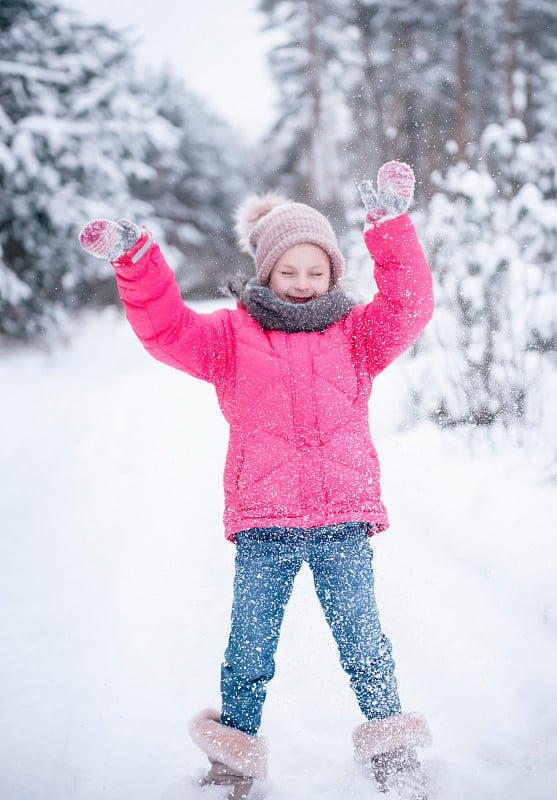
[{"xmin": 2, "ymin": 307, "xmax": 556, "ymax": 800}]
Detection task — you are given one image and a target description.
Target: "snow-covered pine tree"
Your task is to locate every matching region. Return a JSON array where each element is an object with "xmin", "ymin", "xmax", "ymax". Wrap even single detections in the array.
[
  {"xmin": 410, "ymin": 120, "xmax": 557, "ymax": 429},
  {"xmin": 0, "ymin": 0, "xmax": 167, "ymax": 339},
  {"xmin": 0, "ymin": 1, "xmax": 256, "ymax": 341}
]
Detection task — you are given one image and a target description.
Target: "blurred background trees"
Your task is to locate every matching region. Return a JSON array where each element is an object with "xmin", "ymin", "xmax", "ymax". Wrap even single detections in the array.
[
  {"xmin": 0, "ymin": 0, "xmax": 253, "ymax": 340},
  {"xmin": 258, "ymin": 0, "xmax": 557, "ymax": 199},
  {"xmin": 258, "ymin": 0, "xmax": 557, "ymax": 438},
  {"xmin": 1, "ymin": 0, "xmax": 556, "ymax": 447}
]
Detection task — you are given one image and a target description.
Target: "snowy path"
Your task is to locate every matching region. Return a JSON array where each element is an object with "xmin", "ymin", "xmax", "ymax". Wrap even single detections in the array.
[{"xmin": 2, "ymin": 308, "xmax": 556, "ymax": 800}]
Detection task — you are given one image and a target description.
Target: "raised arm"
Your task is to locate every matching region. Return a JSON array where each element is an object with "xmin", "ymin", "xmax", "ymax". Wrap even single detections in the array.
[
  {"xmin": 79, "ymin": 219, "xmax": 234, "ymax": 387},
  {"xmin": 352, "ymin": 162, "xmax": 434, "ymax": 376}
]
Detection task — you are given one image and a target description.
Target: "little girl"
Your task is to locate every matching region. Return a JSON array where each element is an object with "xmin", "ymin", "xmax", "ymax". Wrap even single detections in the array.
[{"xmin": 80, "ymin": 161, "xmax": 434, "ymax": 800}]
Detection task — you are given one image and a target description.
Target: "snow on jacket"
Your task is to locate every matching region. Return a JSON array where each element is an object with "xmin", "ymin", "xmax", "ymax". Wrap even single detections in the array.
[{"xmin": 111, "ymin": 213, "xmax": 434, "ymax": 541}]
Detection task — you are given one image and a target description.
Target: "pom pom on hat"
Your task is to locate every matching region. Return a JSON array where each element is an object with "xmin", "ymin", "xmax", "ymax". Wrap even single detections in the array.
[
  {"xmin": 235, "ymin": 192, "xmax": 289, "ymax": 255},
  {"xmin": 235, "ymin": 193, "xmax": 345, "ymax": 286}
]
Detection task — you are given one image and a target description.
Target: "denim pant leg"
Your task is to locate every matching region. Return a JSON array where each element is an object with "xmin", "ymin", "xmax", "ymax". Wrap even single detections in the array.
[
  {"xmin": 308, "ymin": 524, "xmax": 402, "ymax": 720},
  {"xmin": 221, "ymin": 529, "xmax": 303, "ymax": 735}
]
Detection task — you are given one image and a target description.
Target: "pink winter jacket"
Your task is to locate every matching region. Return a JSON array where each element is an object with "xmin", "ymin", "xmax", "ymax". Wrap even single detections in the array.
[{"xmin": 112, "ymin": 213, "xmax": 433, "ymax": 541}]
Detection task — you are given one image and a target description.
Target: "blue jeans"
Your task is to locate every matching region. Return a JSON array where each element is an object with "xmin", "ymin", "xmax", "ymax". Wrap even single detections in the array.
[{"xmin": 220, "ymin": 522, "xmax": 401, "ymax": 735}]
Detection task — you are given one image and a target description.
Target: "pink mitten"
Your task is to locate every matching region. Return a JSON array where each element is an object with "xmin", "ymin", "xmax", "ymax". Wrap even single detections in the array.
[
  {"xmin": 358, "ymin": 161, "xmax": 415, "ymax": 223},
  {"xmin": 377, "ymin": 161, "xmax": 415, "ymax": 201},
  {"xmin": 79, "ymin": 218, "xmax": 140, "ymax": 260}
]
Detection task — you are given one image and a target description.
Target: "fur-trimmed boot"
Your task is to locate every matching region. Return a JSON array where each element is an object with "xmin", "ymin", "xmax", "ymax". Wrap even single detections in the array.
[
  {"xmin": 189, "ymin": 709, "xmax": 268, "ymax": 800},
  {"xmin": 353, "ymin": 712, "xmax": 432, "ymax": 799}
]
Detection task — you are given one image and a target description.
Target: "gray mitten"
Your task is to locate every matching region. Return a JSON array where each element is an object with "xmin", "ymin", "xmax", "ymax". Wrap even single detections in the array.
[
  {"xmin": 79, "ymin": 218, "xmax": 140, "ymax": 260},
  {"xmin": 358, "ymin": 161, "xmax": 415, "ymax": 223}
]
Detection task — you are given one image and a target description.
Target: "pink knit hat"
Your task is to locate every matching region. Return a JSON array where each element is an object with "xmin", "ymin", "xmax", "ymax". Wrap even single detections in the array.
[{"xmin": 235, "ymin": 193, "xmax": 345, "ymax": 285}]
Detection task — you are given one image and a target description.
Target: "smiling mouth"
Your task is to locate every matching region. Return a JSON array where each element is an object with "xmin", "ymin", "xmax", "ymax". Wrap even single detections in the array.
[{"xmin": 286, "ymin": 296, "xmax": 314, "ymax": 304}]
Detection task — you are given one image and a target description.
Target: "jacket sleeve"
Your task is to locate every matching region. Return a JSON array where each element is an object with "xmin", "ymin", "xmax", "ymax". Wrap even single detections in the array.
[
  {"xmin": 350, "ymin": 213, "xmax": 434, "ymax": 377},
  {"xmin": 110, "ymin": 229, "xmax": 234, "ymax": 387}
]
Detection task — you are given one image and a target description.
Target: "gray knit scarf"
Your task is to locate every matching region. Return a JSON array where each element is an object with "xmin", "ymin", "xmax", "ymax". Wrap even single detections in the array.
[{"xmin": 227, "ymin": 275, "xmax": 356, "ymax": 333}]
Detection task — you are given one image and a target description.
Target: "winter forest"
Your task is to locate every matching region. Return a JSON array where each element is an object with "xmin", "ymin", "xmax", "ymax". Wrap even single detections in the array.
[
  {"xmin": 2, "ymin": 0, "xmax": 557, "ymax": 799},
  {"xmin": 2, "ymin": 0, "xmax": 557, "ymax": 440}
]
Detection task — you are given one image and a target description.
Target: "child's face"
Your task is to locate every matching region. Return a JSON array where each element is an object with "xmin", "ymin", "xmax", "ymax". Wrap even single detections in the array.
[{"xmin": 268, "ymin": 243, "xmax": 332, "ymax": 303}]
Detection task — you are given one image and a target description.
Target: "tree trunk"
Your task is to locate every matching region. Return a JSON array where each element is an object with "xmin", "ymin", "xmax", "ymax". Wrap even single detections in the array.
[
  {"xmin": 505, "ymin": 0, "xmax": 518, "ymax": 119},
  {"xmin": 305, "ymin": 0, "xmax": 342, "ymax": 219},
  {"xmin": 455, "ymin": 0, "xmax": 469, "ymax": 161},
  {"xmin": 349, "ymin": 3, "xmax": 386, "ymax": 180},
  {"xmin": 307, "ymin": 0, "xmax": 322, "ymax": 205}
]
